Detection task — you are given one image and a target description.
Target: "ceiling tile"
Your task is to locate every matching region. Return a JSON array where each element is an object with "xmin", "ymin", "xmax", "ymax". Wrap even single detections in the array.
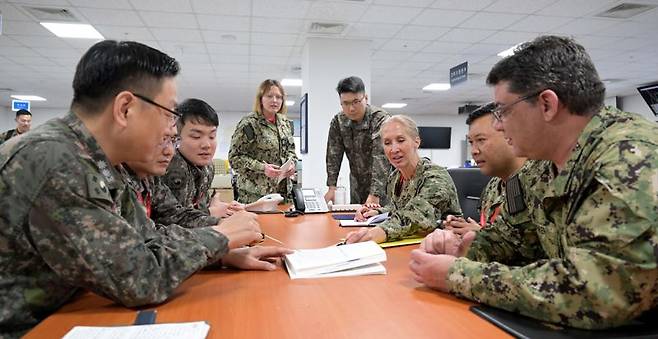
[
  {"xmin": 480, "ymin": 31, "xmax": 539, "ymax": 45},
  {"xmin": 2, "ymin": 20, "xmax": 51, "ymax": 36},
  {"xmin": 412, "ymin": 9, "xmax": 475, "ymax": 27},
  {"xmin": 538, "ymin": 0, "xmax": 619, "ymax": 17},
  {"xmin": 190, "ymin": 0, "xmax": 251, "ymax": 15},
  {"xmin": 551, "ymin": 18, "xmax": 619, "ymax": 36},
  {"xmin": 139, "ymin": 11, "xmax": 197, "ymax": 28},
  {"xmin": 306, "ymin": 1, "xmax": 368, "ymax": 22},
  {"xmin": 409, "ymin": 52, "xmax": 450, "ymax": 63},
  {"xmin": 422, "ymin": 40, "xmax": 471, "ymax": 54},
  {"xmin": 379, "ymin": 39, "xmax": 428, "ymax": 52},
  {"xmin": 396, "ymin": 61, "xmax": 435, "ymax": 71},
  {"xmin": 77, "ymin": 8, "xmax": 143, "ymax": 26},
  {"xmin": 7, "ymin": 55, "xmax": 56, "ymax": 66},
  {"xmin": 7, "ymin": 0, "xmax": 69, "ymax": 6},
  {"xmin": 0, "ymin": 46, "xmax": 41, "ymax": 57},
  {"xmin": 96, "ymin": 25, "xmax": 156, "ymax": 41},
  {"xmin": 250, "ymin": 55, "xmax": 289, "ymax": 65},
  {"xmin": 394, "ymin": 25, "xmax": 450, "ymax": 41},
  {"xmin": 67, "ymin": 0, "xmax": 132, "ymax": 9},
  {"xmin": 460, "ymin": 43, "xmax": 508, "ymax": 55},
  {"xmin": 176, "ymin": 53, "xmax": 211, "ymax": 64},
  {"xmin": 346, "ymin": 23, "xmax": 403, "ymax": 38},
  {"xmin": 32, "ymin": 47, "xmax": 82, "ymax": 58},
  {"xmin": 430, "ymin": 0, "xmax": 495, "ymax": 11},
  {"xmin": 503, "ymin": 15, "xmax": 572, "ymax": 33},
  {"xmin": 360, "ymin": 5, "xmax": 423, "ymax": 24},
  {"xmin": 9, "ymin": 35, "xmax": 70, "ymax": 48},
  {"xmin": 206, "ymin": 43, "xmax": 250, "ymax": 55},
  {"xmin": 573, "ymin": 35, "xmax": 623, "ymax": 49},
  {"xmin": 63, "ymin": 39, "xmax": 101, "ymax": 51},
  {"xmin": 458, "ymin": 12, "xmax": 526, "ymax": 30},
  {"xmin": 251, "ymin": 32, "xmax": 298, "ymax": 46},
  {"xmin": 371, "ymin": 50, "xmax": 415, "ymax": 61},
  {"xmin": 130, "ymin": 0, "xmax": 193, "ymax": 12},
  {"xmin": 251, "ymin": 18, "xmax": 305, "ymax": 34},
  {"xmin": 374, "ymin": 0, "xmax": 434, "ymax": 6},
  {"xmin": 0, "ymin": 35, "xmax": 24, "ymax": 47},
  {"xmin": 151, "ymin": 28, "xmax": 203, "ymax": 42},
  {"xmin": 484, "ymin": 0, "xmax": 557, "ymax": 14},
  {"xmin": 251, "ymin": 45, "xmax": 294, "ymax": 57},
  {"xmin": 158, "ymin": 41, "xmax": 207, "ymax": 55},
  {"xmin": 202, "ymin": 31, "xmax": 250, "ymax": 44},
  {"xmin": 210, "ymin": 53, "xmax": 251, "ymax": 64},
  {"xmin": 590, "ymin": 21, "xmax": 657, "ymax": 39},
  {"xmin": 372, "ymin": 59, "xmax": 400, "ymax": 69},
  {"xmin": 0, "ymin": 2, "xmax": 32, "ymax": 20},
  {"xmin": 251, "ymin": 0, "xmax": 312, "ymax": 19},
  {"xmin": 197, "ymin": 14, "xmax": 250, "ymax": 31},
  {"xmin": 439, "ymin": 28, "xmax": 495, "ymax": 43}
]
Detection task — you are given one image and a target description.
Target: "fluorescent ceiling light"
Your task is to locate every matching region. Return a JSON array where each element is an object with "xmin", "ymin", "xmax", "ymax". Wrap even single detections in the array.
[
  {"xmin": 11, "ymin": 95, "xmax": 47, "ymax": 101},
  {"xmin": 497, "ymin": 43, "xmax": 523, "ymax": 57},
  {"xmin": 40, "ymin": 22, "xmax": 104, "ymax": 39},
  {"xmin": 285, "ymin": 100, "xmax": 295, "ymax": 106},
  {"xmin": 382, "ymin": 103, "xmax": 407, "ymax": 109},
  {"xmin": 281, "ymin": 78, "xmax": 302, "ymax": 87},
  {"xmin": 422, "ymin": 83, "xmax": 451, "ymax": 91}
]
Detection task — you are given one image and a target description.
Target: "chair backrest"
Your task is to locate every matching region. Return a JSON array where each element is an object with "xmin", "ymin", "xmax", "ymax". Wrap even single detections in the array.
[{"xmin": 447, "ymin": 168, "xmax": 492, "ymax": 221}]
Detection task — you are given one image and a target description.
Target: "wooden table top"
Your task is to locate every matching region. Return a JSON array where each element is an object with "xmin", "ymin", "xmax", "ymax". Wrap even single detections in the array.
[{"xmin": 25, "ymin": 212, "xmax": 510, "ymax": 339}]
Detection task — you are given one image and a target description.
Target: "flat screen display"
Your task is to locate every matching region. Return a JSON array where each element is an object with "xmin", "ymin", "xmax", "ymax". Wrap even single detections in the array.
[{"xmin": 418, "ymin": 126, "xmax": 451, "ymax": 149}]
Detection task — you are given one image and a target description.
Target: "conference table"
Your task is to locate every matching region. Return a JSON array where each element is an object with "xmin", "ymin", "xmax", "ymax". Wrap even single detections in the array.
[{"xmin": 25, "ymin": 212, "xmax": 510, "ymax": 339}]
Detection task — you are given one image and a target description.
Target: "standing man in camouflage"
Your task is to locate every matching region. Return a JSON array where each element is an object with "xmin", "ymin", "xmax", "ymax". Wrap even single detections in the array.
[
  {"xmin": 0, "ymin": 109, "xmax": 32, "ymax": 145},
  {"xmin": 410, "ymin": 35, "xmax": 658, "ymax": 329},
  {"xmin": 162, "ymin": 98, "xmax": 243, "ymax": 217},
  {"xmin": 325, "ymin": 76, "xmax": 391, "ymax": 206},
  {"xmin": 0, "ymin": 40, "xmax": 268, "ymax": 338}
]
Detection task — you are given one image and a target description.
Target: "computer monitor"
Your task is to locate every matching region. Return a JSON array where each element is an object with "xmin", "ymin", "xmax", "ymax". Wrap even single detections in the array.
[
  {"xmin": 637, "ymin": 83, "xmax": 658, "ymax": 116},
  {"xmin": 418, "ymin": 126, "xmax": 451, "ymax": 149}
]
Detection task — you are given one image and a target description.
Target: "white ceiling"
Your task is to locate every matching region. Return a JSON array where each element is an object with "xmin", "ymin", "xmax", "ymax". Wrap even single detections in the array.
[{"xmin": 1, "ymin": 0, "xmax": 658, "ymax": 116}]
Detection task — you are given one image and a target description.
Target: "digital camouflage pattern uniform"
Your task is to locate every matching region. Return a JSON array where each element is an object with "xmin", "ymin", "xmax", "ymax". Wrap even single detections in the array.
[
  {"xmin": 162, "ymin": 150, "xmax": 214, "ymax": 213},
  {"xmin": 228, "ymin": 112, "xmax": 297, "ymax": 204},
  {"xmin": 378, "ymin": 157, "xmax": 462, "ymax": 241},
  {"xmin": 0, "ymin": 129, "xmax": 21, "ymax": 146},
  {"xmin": 326, "ymin": 105, "xmax": 391, "ymax": 205},
  {"xmin": 447, "ymin": 107, "xmax": 658, "ymax": 329},
  {"xmin": 120, "ymin": 165, "xmax": 219, "ymax": 228},
  {"xmin": 0, "ymin": 113, "xmax": 229, "ymax": 338}
]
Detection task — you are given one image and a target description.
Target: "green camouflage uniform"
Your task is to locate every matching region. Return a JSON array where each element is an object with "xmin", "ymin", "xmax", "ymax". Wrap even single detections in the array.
[
  {"xmin": 0, "ymin": 112, "xmax": 229, "ymax": 338},
  {"xmin": 326, "ymin": 105, "xmax": 391, "ymax": 205},
  {"xmin": 162, "ymin": 150, "xmax": 214, "ymax": 213},
  {"xmin": 0, "ymin": 129, "xmax": 20, "ymax": 146},
  {"xmin": 447, "ymin": 107, "xmax": 658, "ymax": 329},
  {"xmin": 120, "ymin": 165, "xmax": 219, "ymax": 228},
  {"xmin": 477, "ymin": 176, "xmax": 503, "ymax": 227},
  {"xmin": 378, "ymin": 157, "xmax": 462, "ymax": 241},
  {"xmin": 228, "ymin": 112, "xmax": 297, "ymax": 204}
]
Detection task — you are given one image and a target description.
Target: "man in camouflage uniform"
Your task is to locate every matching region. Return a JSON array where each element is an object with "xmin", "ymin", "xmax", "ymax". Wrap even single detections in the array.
[
  {"xmin": 0, "ymin": 109, "xmax": 32, "ymax": 145},
  {"xmin": 0, "ymin": 41, "xmax": 267, "ymax": 338},
  {"xmin": 325, "ymin": 76, "xmax": 391, "ymax": 206},
  {"xmin": 411, "ymin": 35, "xmax": 658, "ymax": 329},
  {"xmin": 163, "ymin": 98, "xmax": 243, "ymax": 217}
]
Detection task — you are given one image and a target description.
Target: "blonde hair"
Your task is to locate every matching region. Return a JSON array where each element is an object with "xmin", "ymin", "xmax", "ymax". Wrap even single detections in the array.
[
  {"xmin": 253, "ymin": 79, "xmax": 287, "ymax": 115},
  {"xmin": 380, "ymin": 114, "xmax": 420, "ymax": 140}
]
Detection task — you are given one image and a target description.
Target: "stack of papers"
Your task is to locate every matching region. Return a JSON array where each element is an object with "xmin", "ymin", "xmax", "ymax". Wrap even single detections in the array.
[
  {"xmin": 276, "ymin": 158, "xmax": 295, "ymax": 184},
  {"xmin": 284, "ymin": 241, "xmax": 387, "ymax": 279},
  {"xmin": 63, "ymin": 321, "xmax": 210, "ymax": 339},
  {"xmin": 339, "ymin": 212, "xmax": 389, "ymax": 227}
]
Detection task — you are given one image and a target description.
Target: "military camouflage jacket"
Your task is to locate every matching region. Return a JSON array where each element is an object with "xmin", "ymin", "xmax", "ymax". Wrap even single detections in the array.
[
  {"xmin": 228, "ymin": 112, "xmax": 297, "ymax": 204},
  {"xmin": 162, "ymin": 150, "xmax": 214, "ymax": 213},
  {"xmin": 477, "ymin": 176, "xmax": 504, "ymax": 227},
  {"xmin": 378, "ymin": 157, "xmax": 462, "ymax": 241},
  {"xmin": 326, "ymin": 105, "xmax": 391, "ymax": 205},
  {"xmin": 0, "ymin": 113, "xmax": 228, "ymax": 338},
  {"xmin": 120, "ymin": 165, "xmax": 219, "ymax": 228},
  {"xmin": 448, "ymin": 107, "xmax": 658, "ymax": 329},
  {"xmin": 0, "ymin": 129, "xmax": 20, "ymax": 146}
]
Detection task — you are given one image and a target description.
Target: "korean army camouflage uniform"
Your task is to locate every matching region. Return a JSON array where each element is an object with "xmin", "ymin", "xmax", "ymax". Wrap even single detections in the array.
[
  {"xmin": 0, "ymin": 112, "xmax": 229, "ymax": 338},
  {"xmin": 447, "ymin": 107, "xmax": 658, "ymax": 329},
  {"xmin": 229, "ymin": 112, "xmax": 298, "ymax": 204},
  {"xmin": 378, "ymin": 157, "xmax": 461, "ymax": 241},
  {"xmin": 326, "ymin": 105, "xmax": 392, "ymax": 205},
  {"xmin": 120, "ymin": 165, "xmax": 219, "ymax": 228},
  {"xmin": 0, "ymin": 129, "xmax": 20, "ymax": 146},
  {"xmin": 162, "ymin": 150, "xmax": 214, "ymax": 213}
]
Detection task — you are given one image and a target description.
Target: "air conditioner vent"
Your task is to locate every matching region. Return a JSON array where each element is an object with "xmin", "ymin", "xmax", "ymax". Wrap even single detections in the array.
[
  {"xmin": 308, "ymin": 22, "xmax": 347, "ymax": 35},
  {"xmin": 595, "ymin": 3, "xmax": 656, "ymax": 19},
  {"xmin": 23, "ymin": 6, "xmax": 80, "ymax": 22}
]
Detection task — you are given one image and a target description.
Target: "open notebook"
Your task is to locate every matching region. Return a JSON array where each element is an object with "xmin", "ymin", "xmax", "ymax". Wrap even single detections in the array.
[
  {"xmin": 284, "ymin": 241, "xmax": 387, "ymax": 279},
  {"xmin": 339, "ymin": 212, "xmax": 390, "ymax": 227}
]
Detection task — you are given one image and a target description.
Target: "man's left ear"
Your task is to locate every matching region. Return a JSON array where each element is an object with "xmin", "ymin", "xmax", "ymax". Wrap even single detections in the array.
[{"xmin": 540, "ymin": 89, "xmax": 560, "ymax": 122}]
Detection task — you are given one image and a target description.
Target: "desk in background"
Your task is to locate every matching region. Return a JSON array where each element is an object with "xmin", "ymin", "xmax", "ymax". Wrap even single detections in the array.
[{"xmin": 25, "ymin": 213, "xmax": 510, "ymax": 339}]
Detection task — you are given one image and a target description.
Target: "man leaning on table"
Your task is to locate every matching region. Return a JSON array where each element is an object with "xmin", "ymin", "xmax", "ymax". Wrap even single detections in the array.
[
  {"xmin": 0, "ymin": 40, "xmax": 288, "ymax": 338},
  {"xmin": 410, "ymin": 35, "xmax": 658, "ymax": 329}
]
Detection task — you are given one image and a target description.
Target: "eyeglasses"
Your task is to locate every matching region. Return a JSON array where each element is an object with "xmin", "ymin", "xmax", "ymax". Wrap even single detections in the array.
[
  {"xmin": 159, "ymin": 135, "xmax": 181, "ymax": 149},
  {"xmin": 492, "ymin": 89, "xmax": 545, "ymax": 122},
  {"xmin": 264, "ymin": 94, "xmax": 285, "ymax": 101},
  {"xmin": 132, "ymin": 92, "xmax": 182, "ymax": 126},
  {"xmin": 340, "ymin": 96, "xmax": 365, "ymax": 108}
]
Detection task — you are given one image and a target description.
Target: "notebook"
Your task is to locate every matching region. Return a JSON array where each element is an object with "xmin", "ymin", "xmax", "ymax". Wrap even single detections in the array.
[
  {"xmin": 63, "ymin": 321, "xmax": 210, "ymax": 339},
  {"xmin": 339, "ymin": 212, "xmax": 389, "ymax": 227},
  {"xmin": 379, "ymin": 237, "xmax": 424, "ymax": 248},
  {"xmin": 283, "ymin": 241, "xmax": 386, "ymax": 279}
]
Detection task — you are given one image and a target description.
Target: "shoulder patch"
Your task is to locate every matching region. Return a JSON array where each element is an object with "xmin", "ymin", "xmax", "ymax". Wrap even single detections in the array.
[
  {"xmin": 86, "ymin": 173, "xmax": 112, "ymax": 203},
  {"xmin": 244, "ymin": 124, "xmax": 255, "ymax": 140}
]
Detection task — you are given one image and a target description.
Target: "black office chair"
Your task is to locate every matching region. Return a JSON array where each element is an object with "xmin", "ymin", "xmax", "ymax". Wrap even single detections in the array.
[{"xmin": 447, "ymin": 168, "xmax": 492, "ymax": 221}]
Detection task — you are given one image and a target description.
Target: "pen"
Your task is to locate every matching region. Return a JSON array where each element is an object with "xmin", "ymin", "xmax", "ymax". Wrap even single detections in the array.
[{"xmin": 262, "ymin": 233, "xmax": 285, "ymax": 245}]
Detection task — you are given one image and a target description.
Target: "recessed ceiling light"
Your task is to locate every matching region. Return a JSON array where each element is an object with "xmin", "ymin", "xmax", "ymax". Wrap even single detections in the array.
[
  {"xmin": 11, "ymin": 95, "xmax": 47, "ymax": 101},
  {"xmin": 40, "ymin": 22, "xmax": 104, "ymax": 39},
  {"xmin": 382, "ymin": 103, "xmax": 407, "ymax": 109},
  {"xmin": 281, "ymin": 78, "xmax": 302, "ymax": 87},
  {"xmin": 285, "ymin": 100, "xmax": 295, "ymax": 106},
  {"xmin": 422, "ymin": 83, "xmax": 451, "ymax": 91},
  {"xmin": 497, "ymin": 43, "xmax": 523, "ymax": 57}
]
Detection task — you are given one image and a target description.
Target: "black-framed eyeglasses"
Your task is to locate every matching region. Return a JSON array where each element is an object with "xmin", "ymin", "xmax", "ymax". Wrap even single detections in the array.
[
  {"xmin": 492, "ymin": 89, "xmax": 545, "ymax": 122},
  {"xmin": 132, "ymin": 92, "xmax": 181, "ymax": 126},
  {"xmin": 340, "ymin": 96, "xmax": 365, "ymax": 108}
]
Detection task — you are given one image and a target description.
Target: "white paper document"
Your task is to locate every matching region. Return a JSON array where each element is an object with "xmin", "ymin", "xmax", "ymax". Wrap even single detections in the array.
[
  {"xmin": 277, "ymin": 158, "xmax": 295, "ymax": 184},
  {"xmin": 62, "ymin": 321, "xmax": 210, "ymax": 339},
  {"xmin": 284, "ymin": 241, "xmax": 387, "ymax": 279},
  {"xmin": 339, "ymin": 212, "xmax": 390, "ymax": 227}
]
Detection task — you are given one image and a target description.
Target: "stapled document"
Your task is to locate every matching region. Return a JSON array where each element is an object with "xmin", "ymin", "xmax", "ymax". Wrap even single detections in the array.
[{"xmin": 284, "ymin": 241, "xmax": 387, "ymax": 279}]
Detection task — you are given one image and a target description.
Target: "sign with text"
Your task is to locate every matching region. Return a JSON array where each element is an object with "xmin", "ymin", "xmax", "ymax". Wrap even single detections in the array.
[
  {"xmin": 12, "ymin": 100, "xmax": 30, "ymax": 112},
  {"xmin": 449, "ymin": 62, "xmax": 468, "ymax": 87}
]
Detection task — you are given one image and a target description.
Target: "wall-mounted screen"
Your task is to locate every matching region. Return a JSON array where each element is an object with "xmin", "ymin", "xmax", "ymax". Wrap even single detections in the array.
[{"xmin": 418, "ymin": 126, "xmax": 451, "ymax": 149}]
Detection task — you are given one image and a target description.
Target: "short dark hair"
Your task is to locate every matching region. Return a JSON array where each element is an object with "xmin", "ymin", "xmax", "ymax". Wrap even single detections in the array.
[
  {"xmin": 486, "ymin": 35, "xmax": 605, "ymax": 116},
  {"xmin": 466, "ymin": 102, "xmax": 496, "ymax": 125},
  {"xmin": 16, "ymin": 109, "xmax": 31, "ymax": 117},
  {"xmin": 176, "ymin": 98, "xmax": 219, "ymax": 128},
  {"xmin": 336, "ymin": 76, "xmax": 365, "ymax": 95},
  {"xmin": 71, "ymin": 40, "xmax": 180, "ymax": 114}
]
